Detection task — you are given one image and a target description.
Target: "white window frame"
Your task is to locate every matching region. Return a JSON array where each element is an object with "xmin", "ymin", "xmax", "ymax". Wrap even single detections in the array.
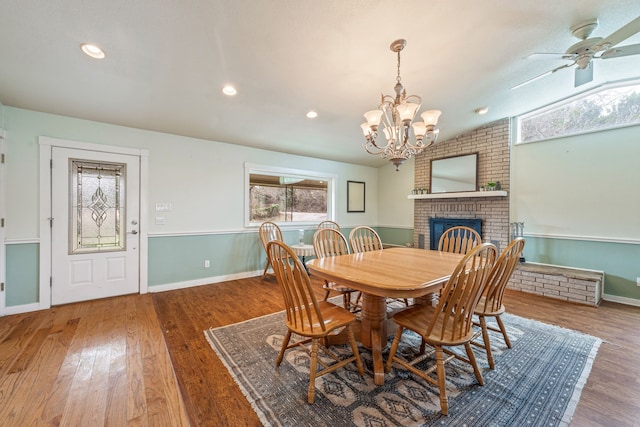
[{"xmin": 244, "ymin": 162, "xmax": 336, "ymax": 228}]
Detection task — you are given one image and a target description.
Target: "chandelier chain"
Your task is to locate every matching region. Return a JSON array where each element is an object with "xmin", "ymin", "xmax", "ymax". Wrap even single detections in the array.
[{"xmin": 396, "ymin": 50, "xmax": 402, "ymax": 85}]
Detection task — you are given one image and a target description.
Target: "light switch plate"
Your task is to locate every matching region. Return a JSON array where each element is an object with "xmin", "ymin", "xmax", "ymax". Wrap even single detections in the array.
[{"xmin": 155, "ymin": 203, "xmax": 172, "ymax": 212}]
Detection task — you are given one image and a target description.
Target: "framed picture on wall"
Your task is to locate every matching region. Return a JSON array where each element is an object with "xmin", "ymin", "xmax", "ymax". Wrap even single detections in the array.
[{"xmin": 347, "ymin": 180, "xmax": 365, "ymax": 213}]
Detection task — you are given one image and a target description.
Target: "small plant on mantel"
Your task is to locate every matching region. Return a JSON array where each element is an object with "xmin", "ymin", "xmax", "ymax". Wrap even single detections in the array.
[{"xmin": 487, "ymin": 182, "xmax": 496, "ymax": 191}]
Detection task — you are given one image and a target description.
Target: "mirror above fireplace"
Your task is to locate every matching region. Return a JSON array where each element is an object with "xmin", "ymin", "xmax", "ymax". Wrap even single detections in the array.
[{"xmin": 430, "ymin": 153, "xmax": 478, "ymax": 193}]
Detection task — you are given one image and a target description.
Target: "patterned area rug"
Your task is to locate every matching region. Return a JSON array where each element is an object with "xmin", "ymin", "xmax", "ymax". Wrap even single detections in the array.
[{"xmin": 205, "ymin": 308, "xmax": 601, "ymax": 427}]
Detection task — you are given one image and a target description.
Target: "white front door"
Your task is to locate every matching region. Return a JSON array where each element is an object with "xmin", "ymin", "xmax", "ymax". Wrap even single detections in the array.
[{"xmin": 51, "ymin": 147, "xmax": 140, "ymax": 305}]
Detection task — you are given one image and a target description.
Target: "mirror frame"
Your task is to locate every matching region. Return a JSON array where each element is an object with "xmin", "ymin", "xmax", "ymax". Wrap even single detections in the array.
[{"xmin": 429, "ymin": 153, "xmax": 478, "ymax": 193}]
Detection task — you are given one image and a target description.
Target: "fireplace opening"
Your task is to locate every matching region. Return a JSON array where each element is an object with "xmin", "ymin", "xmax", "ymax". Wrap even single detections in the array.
[{"xmin": 428, "ymin": 218, "xmax": 482, "ymax": 250}]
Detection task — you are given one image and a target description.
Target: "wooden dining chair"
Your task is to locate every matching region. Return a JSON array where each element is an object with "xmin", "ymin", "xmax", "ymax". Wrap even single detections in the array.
[
  {"xmin": 317, "ymin": 220, "xmax": 341, "ymax": 231},
  {"xmin": 266, "ymin": 240, "xmax": 364, "ymax": 404},
  {"xmin": 349, "ymin": 225, "xmax": 382, "ymax": 253},
  {"xmin": 385, "ymin": 242, "xmax": 498, "ymax": 416},
  {"xmin": 259, "ymin": 221, "xmax": 283, "ymax": 278},
  {"xmin": 438, "ymin": 225, "xmax": 482, "ymax": 254},
  {"xmin": 349, "ymin": 225, "xmax": 408, "ymax": 307},
  {"xmin": 312, "ymin": 228, "xmax": 359, "ymax": 311},
  {"xmin": 472, "ymin": 237, "xmax": 525, "ymax": 369}
]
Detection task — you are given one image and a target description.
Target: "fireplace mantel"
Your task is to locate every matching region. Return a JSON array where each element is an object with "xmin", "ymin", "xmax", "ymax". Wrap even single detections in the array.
[{"xmin": 408, "ymin": 190, "xmax": 507, "ymax": 200}]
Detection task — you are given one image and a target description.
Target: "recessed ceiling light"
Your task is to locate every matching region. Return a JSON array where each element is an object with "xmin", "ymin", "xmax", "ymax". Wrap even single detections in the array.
[
  {"xmin": 474, "ymin": 107, "xmax": 489, "ymax": 115},
  {"xmin": 80, "ymin": 43, "xmax": 105, "ymax": 59},
  {"xmin": 306, "ymin": 111, "xmax": 318, "ymax": 119},
  {"xmin": 222, "ymin": 85, "xmax": 237, "ymax": 96}
]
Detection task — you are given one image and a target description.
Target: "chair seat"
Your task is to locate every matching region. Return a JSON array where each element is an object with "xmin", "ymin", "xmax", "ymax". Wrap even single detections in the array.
[
  {"xmin": 392, "ymin": 304, "xmax": 477, "ymax": 347},
  {"xmin": 286, "ymin": 301, "xmax": 357, "ymax": 338},
  {"xmin": 474, "ymin": 296, "xmax": 506, "ymax": 317}
]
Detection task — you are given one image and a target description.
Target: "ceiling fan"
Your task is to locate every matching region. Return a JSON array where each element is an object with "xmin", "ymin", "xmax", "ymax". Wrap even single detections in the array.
[{"xmin": 512, "ymin": 16, "xmax": 640, "ymax": 89}]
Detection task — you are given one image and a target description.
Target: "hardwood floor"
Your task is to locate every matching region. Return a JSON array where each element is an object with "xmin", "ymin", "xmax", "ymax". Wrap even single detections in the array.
[
  {"xmin": 1, "ymin": 276, "xmax": 639, "ymax": 426},
  {"xmin": 0, "ymin": 292, "xmax": 189, "ymax": 426}
]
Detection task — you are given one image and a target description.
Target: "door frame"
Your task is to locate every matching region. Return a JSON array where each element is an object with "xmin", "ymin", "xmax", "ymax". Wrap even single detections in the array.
[
  {"xmin": 39, "ymin": 136, "xmax": 149, "ymax": 309},
  {"xmin": 0, "ymin": 129, "xmax": 5, "ymax": 316}
]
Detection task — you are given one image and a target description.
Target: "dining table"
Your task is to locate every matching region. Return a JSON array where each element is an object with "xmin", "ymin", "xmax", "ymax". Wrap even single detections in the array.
[{"xmin": 306, "ymin": 247, "xmax": 465, "ymax": 385}]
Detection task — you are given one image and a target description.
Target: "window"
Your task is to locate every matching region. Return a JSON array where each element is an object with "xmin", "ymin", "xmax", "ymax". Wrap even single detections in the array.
[
  {"xmin": 516, "ymin": 80, "xmax": 640, "ymax": 144},
  {"xmin": 245, "ymin": 163, "xmax": 335, "ymax": 227},
  {"xmin": 70, "ymin": 159, "xmax": 126, "ymax": 253}
]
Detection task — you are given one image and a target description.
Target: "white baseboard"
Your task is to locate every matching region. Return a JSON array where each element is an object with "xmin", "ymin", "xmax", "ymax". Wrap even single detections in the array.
[
  {"xmin": 147, "ymin": 270, "xmax": 263, "ymax": 293},
  {"xmin": 602, "ymin": 293, "xmax": 640, "ymax": 307}
]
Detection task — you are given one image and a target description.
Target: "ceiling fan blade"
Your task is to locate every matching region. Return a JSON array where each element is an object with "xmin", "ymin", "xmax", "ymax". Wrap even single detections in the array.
[
  {"xmin": 511, "ymin": 63, "xmax": 574, "ymax": 90},
  {"xmin": 525, "ymin": 52, "xmax": 573, "ymax": 60},
  {"xmin": 594, "ymin": 16, "xmax": 640, "ymax": 50},
  {"xmin": 574, "ymin": 62, "xmax": 593, "ymax": 87},
  {"xmin": 600, "ymin": 43, "xmax": 640, "ymax": 59}
]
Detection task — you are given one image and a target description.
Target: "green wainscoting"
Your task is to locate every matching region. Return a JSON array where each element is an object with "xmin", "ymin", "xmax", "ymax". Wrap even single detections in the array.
[
  {"xmin": 6, "ymin": 243, "xmax": 39, "ymax": 306},
  {"xmin": 376, "ymin": 227, "xmax": 414, "ymax": 247},
  {"xmin": 148, "ymin": 229, "xmax": 314, "ymax": 287},
  {"xmin": 148, "ymin": 232, "xmax": 263, "ymax": 286},
  {"xmin": 523, "ymin": 236, "xmax": 640, "ymax": 299},
  {"xmin": 7, "ymin": 231, "xmax": 637, "ymax": 306}
]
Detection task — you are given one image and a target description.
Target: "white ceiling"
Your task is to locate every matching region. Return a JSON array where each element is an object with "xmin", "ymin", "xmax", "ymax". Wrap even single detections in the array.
[{"xmin": 1, "ymin": 0, "xmax": 639, "ymax": 168}]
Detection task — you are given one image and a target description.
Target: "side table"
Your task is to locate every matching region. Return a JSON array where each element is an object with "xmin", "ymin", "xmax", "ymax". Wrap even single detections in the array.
[{"xmin": 291, "ymin": 244, "xmax": 314, "ymax": 273}]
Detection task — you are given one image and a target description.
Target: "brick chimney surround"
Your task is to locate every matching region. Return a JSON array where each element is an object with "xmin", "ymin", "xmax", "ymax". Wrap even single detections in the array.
[{"xmin": 413, "ymin": 118, "xmax": 511, "ymax": 251}]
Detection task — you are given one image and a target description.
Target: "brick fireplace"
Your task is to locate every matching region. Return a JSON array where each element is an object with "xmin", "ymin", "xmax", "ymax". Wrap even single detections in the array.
[{"xmin": 413, "ymin": 119, "xmax": 511, "ymax": 251}]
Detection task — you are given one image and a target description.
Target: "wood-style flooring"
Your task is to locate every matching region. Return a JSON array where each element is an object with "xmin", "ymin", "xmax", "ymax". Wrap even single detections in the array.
[{"xmin": 1, "ymin": 275, "xmax": 639, "ymax": 426}]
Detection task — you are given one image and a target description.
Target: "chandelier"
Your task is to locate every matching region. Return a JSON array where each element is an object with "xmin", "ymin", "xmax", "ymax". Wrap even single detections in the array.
[{"xmin": 360, "ymin": 39, "xmax": 442, "ymax": 171}]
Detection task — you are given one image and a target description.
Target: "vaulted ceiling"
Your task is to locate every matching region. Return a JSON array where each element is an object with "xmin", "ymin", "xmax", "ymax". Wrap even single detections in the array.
[{"xmin": 1, "ymin": 0, "xmax": 639, "ymax": 167}]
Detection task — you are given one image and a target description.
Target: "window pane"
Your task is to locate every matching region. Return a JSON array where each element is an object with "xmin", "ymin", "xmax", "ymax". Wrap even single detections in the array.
[
  {"xmin": 70, "ymin": 160, "xmax": 126, "ymax": 253},
  {"xmin": 249, "ymin": 172, "xmax": 329, "ymax": 224},
  {"xmin": 518, "ymin": 82, "xmax": 640, "ymax": 144}
]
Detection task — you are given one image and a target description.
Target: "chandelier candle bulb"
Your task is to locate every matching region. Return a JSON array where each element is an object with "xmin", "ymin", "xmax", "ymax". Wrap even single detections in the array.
[{"xmin": 360, "ymin": 39, "xmax": 442, "ymax": 171}]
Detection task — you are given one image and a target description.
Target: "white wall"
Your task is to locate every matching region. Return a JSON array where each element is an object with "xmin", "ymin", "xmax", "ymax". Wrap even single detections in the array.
[
  {"xmin": 4, "ymin": 106, "xmax": 379, "ymax": 239},
  {"xmin": 511, "ymin": 124, "xmax": 640, "ymax": 241},
  {"xmin": 376, "ymin": 157, "xmax": 414, "ymax": 228}
]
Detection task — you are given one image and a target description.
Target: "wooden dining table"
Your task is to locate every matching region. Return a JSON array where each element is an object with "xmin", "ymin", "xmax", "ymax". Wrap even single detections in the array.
[{"xmin": 306, "ymin": 247, "xmax": 465, "ymax": 385}]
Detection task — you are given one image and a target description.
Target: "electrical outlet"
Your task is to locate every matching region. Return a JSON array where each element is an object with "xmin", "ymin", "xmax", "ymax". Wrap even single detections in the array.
[{"xmin": 204, "ymin": 260, "xmax": 210, "ymax": 268}]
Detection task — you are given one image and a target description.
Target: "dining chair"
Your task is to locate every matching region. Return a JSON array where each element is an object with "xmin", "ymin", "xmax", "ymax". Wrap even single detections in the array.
[
  {"xmin": 312, "ymin": 228, "xmax": 359, "ymax": 311},
  {"xmin": 438, "ymin": 225, "xmax": 482, "ymax": 254},
  {"xmin": 349, "ymin": 225, "xmax": 382, "ymax": 253},
  {"xmin": 266, "ymin": 240, "xmax": 364, "ymax": 404},
  {"xmin": 349, "ymin": 226, "xmax": 408, "ymax": 307},
  {"xmin": 259, "ymin": 221, "xmax": 283, "ymax": 278},
  {"xmin": 472, "ymin": 237, "xmax": 525, "ymax": 369},
  {"xmin": 385, "ymin": 242, "xmax": 498, "ymax": 416},
  {"xmin": 317, "ymin": 220, "xmax": 341, "ymax": 231}
]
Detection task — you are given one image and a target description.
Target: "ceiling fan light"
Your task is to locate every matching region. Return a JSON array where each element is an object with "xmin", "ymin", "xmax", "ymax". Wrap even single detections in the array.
[{"xmin": 421, "ymin": 109, "xmax": 442, "ymax": 126}]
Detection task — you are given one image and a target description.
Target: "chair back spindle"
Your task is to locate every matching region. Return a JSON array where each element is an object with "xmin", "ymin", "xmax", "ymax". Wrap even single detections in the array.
[
  {"xmin": 313, "ymin": 228, "xmax": 350, "ymax": 258},
  {"xmin": 479, "ymin": 237, "xmax": 525, "ymax": 313},
  {"xmin": 267, "ymin": 240, "xmax": 325, "ymax": 334},
  {"xmin": 259, "ymin": 221, "xmax": 283, "ymax": 277},
  {"xmin": 317, "ymin": 220, "xmax": 341, "ymax": 231},
  {"xmin": 349, "ymin": 226, "xmax": 382, "ymax": 253},
  {"xmin": 438, "ymin": 226, "xmax": 482, "ymax": 254},
  {"xmin": 428, "ymin": 242, "xmax": 497, "ymax": 342}
]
